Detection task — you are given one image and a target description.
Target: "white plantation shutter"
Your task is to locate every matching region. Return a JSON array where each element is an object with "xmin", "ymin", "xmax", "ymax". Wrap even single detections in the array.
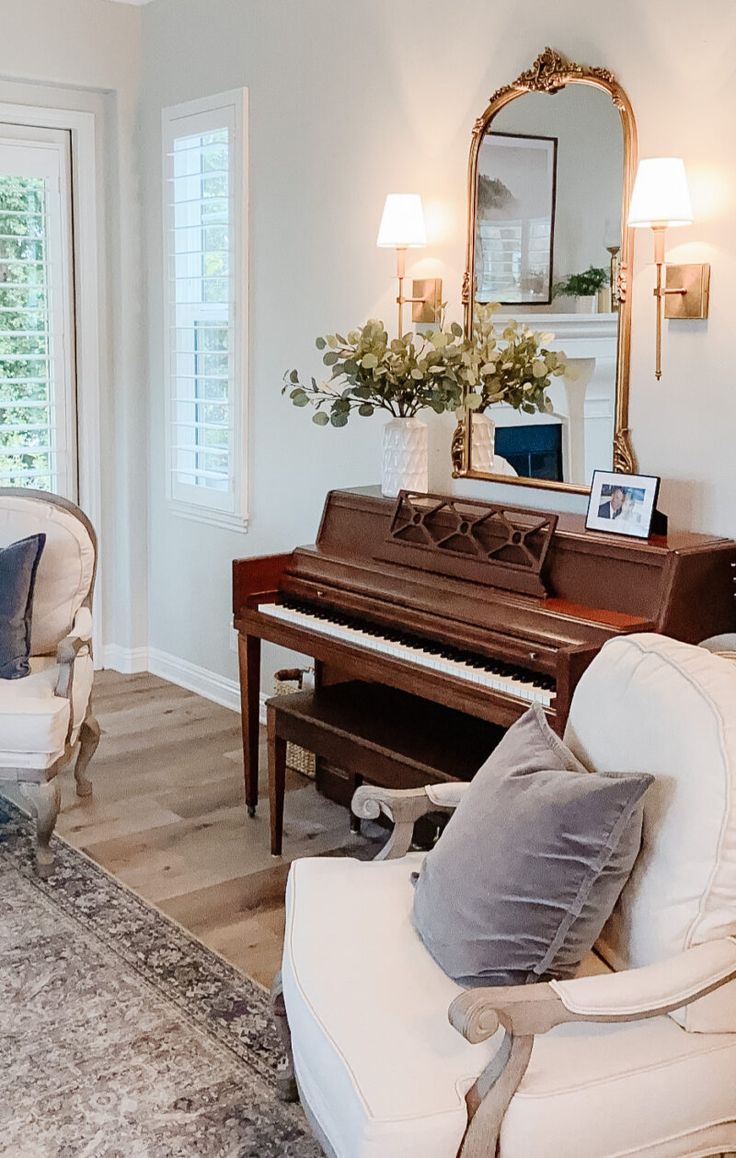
[
  {"xmin": 0, "ymin": 126, "xmax": 76, "ymax": 497},
  {"xmin": 163, "ymin": 91, "xmax": 248, "ymax": 527}
]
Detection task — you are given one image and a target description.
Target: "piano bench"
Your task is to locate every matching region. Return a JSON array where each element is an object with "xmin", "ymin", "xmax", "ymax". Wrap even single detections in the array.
[{"xmin": 265, "ymin": 680, "xmax": 503, "ymax": 857}]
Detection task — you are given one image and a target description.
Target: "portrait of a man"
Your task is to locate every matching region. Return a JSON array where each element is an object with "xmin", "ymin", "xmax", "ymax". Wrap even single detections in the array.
[{"xmin": 598, "ymin": 485, "xmax": 626, "ymax": 520}]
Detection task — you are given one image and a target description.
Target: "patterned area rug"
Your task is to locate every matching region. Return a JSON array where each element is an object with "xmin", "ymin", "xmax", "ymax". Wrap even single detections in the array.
[{"xmin": 0, "ymin": 797, "xmax": 322, "ymax": 1157}]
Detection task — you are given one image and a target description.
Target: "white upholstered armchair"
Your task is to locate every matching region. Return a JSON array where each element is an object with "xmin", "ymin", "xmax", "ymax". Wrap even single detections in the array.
[
  {"xmin": 0, "ymin": 489, "xmax": 99, "ymax": 876},
  {"xmin": 275, "ymin": 633, "xmax": 736, "ymax": 1158}
]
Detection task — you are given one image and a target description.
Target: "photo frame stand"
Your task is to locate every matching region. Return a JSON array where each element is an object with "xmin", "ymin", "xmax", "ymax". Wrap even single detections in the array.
[{"xmin": 651, "ymin": 509, "xmax": 668, "ymax": 536}]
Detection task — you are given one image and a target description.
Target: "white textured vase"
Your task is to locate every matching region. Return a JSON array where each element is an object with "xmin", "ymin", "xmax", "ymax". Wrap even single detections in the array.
[
  {"xmin": 470, "ymin": 412, "xmax": 496, "ymax": 473},
  {"xmin": 574, "ymin": 295, "xmax": 597, "ymax": 314},
  {"xmin": 381, "ymin": 417, "xmax": 428, "ymax": 498}
]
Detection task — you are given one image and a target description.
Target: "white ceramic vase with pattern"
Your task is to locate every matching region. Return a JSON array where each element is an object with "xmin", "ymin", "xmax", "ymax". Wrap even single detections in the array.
[
  {"xmin": 381, "ymin": 417, "xmax": 428, "ymax": 498},
  {"xmin": 470, "ymin": 412, "xmax": 496, "ymax": 473}
]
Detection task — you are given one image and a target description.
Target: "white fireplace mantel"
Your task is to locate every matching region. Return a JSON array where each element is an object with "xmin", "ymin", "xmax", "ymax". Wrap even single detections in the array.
[
  {"xmin": 493, "ymin": 312, "xmax": 618, "ymax": 359},
  {"xmin": 490, "ymin": 312, "xmax": 619, "ymax": 485}
]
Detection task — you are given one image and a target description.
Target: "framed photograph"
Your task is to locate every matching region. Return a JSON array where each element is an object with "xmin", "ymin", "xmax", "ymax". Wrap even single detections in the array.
[
  {"xmin": 474, "ymin": 132, "xmax": 557, "ymax": 305},
  {"xmin": 585, "ymin": 470, "xmax": 661, "ymax": 539}
]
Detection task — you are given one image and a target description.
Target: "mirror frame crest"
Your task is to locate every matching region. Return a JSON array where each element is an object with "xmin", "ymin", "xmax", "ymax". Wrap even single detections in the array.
[{"xmin": 451, "ymin": 47, "xmax": 638, "ymax": 494}]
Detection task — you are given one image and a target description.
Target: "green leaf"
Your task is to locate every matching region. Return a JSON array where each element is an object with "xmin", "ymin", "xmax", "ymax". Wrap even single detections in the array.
[
  {"xmin": 315, "ymin": 336, "xmax": 326, "ymax": 350},
  {"xmin": 289, "ymin": 368, "xmax": 299, "ymax": 384},
  {"xmin": 323, "ymin": 351, "xmax": 339, "ymax": 366},
  {"xmin": 330, "ymin": 411, "xmax": 349, "ymax": 428},
  {"xmin": 312, "ymin": 411, "xmax": 329, "ymax": 425},
  {"xmin": 292, "ymin": 393, "xmax": 310, "ymax": 407},
  {"xmin": 358, "ymin": 403, "xmax": 375, "ymax": 417},
  {"xmin": 361, "ymin": 352, "xmax": 378, "ymax": 370},
  {"xmin": 465, "ymin": 393, "xmax": 483, "ymax": 410}
]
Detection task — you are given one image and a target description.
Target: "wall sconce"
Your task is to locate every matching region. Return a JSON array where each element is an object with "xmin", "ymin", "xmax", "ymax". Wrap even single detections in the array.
[
  {"xmin": 377, "ymin": 193, "xmax": 442, "ymax": 337},
  {"xmin": 628, "ymin": 157, "xmax": 710, "ymax": 380}
]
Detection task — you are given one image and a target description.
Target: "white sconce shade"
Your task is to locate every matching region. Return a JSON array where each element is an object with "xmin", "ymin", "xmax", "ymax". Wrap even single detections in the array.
[
  {"xmin": 377, "ymin": 194, "xmax": 427, "ymax": 248},
  {"xmin": 628, "ymin": 158, "xmax": 693, "ymax": 228}
]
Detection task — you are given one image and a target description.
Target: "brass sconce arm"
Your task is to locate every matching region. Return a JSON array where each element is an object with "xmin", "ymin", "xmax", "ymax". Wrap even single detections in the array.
[
  {"xmin": 394, "ymin": 247, "xmax": 443, "ymax": 337},
  {"xmin": 652, "ymin": 226, "xmax": 687, "ymax": 381}
]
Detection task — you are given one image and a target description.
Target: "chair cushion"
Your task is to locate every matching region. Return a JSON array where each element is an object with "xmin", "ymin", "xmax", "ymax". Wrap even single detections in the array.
[
  {"xmin": 565, "ymin": 633, "xmax": 736, "ymax": 1031},
  {"xmin": 0, "ymin": 653, "xmax": 93, "ymax": 769},
  {"xmin": 282, "ymin": 854, "xmax": 486, "ymax": 1158},
  {"xmin": 282, "ymin": 853, "xmax": 736, "ymax": 1158},
  {"xmin": 0, "ymin": 495, "xmax": 95, "ymax": 654},
  {"xmin": 413, "ymin": 704, "xmax": 653, "ymax": 986},
  {"xmin": 499, "ymin": 1013, "xmax": 736, "ymax": 1158},
  {"xmin": 0, "ymin": 534, "xmax": 45, "ymax": 678}
]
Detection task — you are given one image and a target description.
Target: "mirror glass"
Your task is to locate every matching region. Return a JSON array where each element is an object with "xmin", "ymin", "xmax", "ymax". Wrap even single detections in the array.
[{"xmin": 460, "ymin": 64, "xmax": 636, "ymax": 493}]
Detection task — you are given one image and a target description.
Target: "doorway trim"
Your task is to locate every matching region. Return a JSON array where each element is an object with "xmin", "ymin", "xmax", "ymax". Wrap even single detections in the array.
[{"xmin": 0, "ymin": 96, "xmax": 103, "ymax": 658}]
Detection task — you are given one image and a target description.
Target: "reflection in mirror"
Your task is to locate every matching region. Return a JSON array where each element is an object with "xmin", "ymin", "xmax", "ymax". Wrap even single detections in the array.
[
  {"xmin": 477, "ymin": 87, "xmax": 621, "ymax": 486},
  {"xmin": 455, "ymin": 51, "xmax": 637, "ymax": 495}
]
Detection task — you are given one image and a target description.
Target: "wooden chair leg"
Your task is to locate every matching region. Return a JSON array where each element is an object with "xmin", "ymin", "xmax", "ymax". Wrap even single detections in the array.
[
  {"xmin": 271, "ymin": 971, "xmax": 298, "ymax": 1102},
  {"xmin": 268, "ymin": 704, "xmax": 287, "ymax": 857},
  {"xmin": 74, "ymin": 712, "xmax": 100, "ymax": 797},
  {"xmin": 20, "ymin": 776, "xmax": 62, "ymax": 879}
]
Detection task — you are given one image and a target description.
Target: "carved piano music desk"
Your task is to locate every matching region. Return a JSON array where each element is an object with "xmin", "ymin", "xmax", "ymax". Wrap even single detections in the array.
[{"xmin": 232, "ymin": 487, "xmax": 736, "ymax": 818}]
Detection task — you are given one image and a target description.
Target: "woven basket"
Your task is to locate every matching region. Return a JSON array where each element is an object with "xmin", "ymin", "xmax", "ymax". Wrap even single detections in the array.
[{"xmin": 273, "ymin": 668, "xmax": 317, "ymax": 778}]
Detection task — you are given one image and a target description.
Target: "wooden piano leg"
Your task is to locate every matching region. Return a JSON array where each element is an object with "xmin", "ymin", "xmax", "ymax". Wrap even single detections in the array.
[
  {"xmin": 238, "ymin": 631, "xmax": 261, "ymax": 818},
  {"xmin": 268, "ymin": 702, "xmax": 287, "ymax": 857}
]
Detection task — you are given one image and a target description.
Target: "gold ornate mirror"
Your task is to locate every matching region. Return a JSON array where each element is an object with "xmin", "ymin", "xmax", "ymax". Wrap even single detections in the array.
[{"xmin": 452, "ymin": 48, "xmax": 638, "ymax": 494}]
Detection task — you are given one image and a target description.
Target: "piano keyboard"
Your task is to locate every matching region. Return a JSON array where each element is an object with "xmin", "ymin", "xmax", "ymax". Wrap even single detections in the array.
[{"xmin": 258, "ymin": 600, "xmax": 556, "ymax": 707}]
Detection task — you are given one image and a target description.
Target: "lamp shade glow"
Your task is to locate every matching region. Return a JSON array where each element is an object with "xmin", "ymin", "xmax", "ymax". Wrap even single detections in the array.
[
  {"xmin": 628, "ymin": 158, "xmax": 693, "ymax": 228},
  {"xmin": 377, "ymin": 194, "xmax": 427, "ymax": 248}
]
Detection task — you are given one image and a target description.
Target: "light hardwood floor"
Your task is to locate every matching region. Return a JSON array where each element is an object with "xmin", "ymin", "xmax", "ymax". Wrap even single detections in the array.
[{"xmin": 25, "ymin": 670, "xmax": 380, "ymax": 987}]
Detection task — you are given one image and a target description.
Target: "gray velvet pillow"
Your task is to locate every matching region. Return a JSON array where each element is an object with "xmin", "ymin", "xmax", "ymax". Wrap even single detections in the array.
[
  {"xmin": 413, "ymin": 704, "xmax": 653, "ymax": 986},
  {"xmin": 0, "ymin": 533, "xmax": 46, "ymax": 679}
]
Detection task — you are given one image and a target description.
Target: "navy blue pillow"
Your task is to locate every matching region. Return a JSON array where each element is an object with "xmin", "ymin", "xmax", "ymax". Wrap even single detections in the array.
[{"xmin": 0, "ymin": 533, "xmax": 46, "ymax": 679}]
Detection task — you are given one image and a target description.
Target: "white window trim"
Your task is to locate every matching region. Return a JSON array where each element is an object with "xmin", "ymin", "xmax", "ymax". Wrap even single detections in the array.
[
  {"xmin": 0, "ymin": 94, "xmax": 104, "ymax": 655},
  {"xmin": 162, "ymin": 88, "xmax": 249, "ymax": 532}
]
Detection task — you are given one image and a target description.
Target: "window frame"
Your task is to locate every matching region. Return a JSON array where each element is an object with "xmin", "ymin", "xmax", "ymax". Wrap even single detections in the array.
[
  {"xmin": 0, "ymin": 125, "xmax": 77, "ymax": 498},
  {"xmin": 162, "ymin": 89, "xmax": 249, "ymax": 531}
]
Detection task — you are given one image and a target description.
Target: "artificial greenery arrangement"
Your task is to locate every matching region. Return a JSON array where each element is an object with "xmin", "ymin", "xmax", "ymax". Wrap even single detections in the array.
[
  {"xmin": 553, "ymin": 266, "xmax": 609, "ymax": 298},
  {"xmin": 283, "ymin": 305, "xmax": 566, "ymax": 426},
  {"xmin": 283, "ymin": 319, "xmax": 466, "ymax": 427},
  {"xmin": 458, "ymin": 303, "xmax": 566, "ymax": 417}
]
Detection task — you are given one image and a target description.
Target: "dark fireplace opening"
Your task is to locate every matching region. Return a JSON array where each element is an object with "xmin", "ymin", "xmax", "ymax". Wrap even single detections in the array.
[{"xmin": 494, "ymin": 423, "xmax": 563, "ymax": 482}]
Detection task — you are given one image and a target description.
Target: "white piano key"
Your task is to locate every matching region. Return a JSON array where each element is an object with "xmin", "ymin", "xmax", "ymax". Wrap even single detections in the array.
[{"xmin": 257, "ymin": 602, "xmax": 553, "ymax": 708}]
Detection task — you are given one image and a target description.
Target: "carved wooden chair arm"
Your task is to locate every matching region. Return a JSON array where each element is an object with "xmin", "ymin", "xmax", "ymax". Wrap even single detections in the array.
[
  {"xmin": 351, "ymin": 784, "xmax": 460, "ymax": 861},
  {"xmin": 55, "ymin": 607, "xmax": 93, "ymax": 701},
  {"xmin": 450, "ymin": 937, "xmax": 736, "ymax": 1041},
  {"xmin": 447, "ymin": 938, "xmax": 736, "ymax": 1158}
]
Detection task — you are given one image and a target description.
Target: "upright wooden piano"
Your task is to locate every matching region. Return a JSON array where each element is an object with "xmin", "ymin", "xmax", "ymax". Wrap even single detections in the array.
[{"xmin": 233, "ymin": 487, "xmax": 736, "ymax": 816}]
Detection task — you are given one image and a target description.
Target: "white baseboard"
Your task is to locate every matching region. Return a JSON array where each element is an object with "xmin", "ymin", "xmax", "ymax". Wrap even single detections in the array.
[
  {"xmin": 102, "ymin": 644, "xmax": 149, "ymax": 674},
  {"xmin": 103, "ymin": 643, "xmax": 243, "ymax": 715},
  {"xmin": 147, "ymin": 648, "xmax": 241, "ymax": 714}
]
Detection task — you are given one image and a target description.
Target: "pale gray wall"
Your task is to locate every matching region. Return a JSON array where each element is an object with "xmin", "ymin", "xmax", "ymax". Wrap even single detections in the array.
[{"xmin": 138, "ymin": 0, "xmax": 736, "ymax": 688}]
